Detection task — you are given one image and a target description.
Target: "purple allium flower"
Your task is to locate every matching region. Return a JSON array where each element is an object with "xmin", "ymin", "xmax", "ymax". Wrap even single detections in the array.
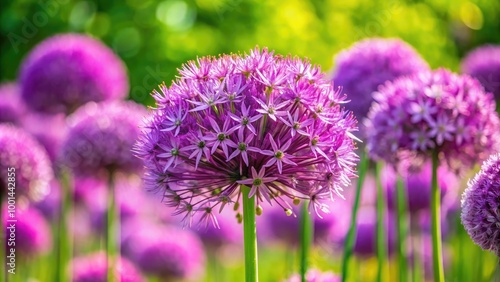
[
  {"xmin": 126, "ymin": 225, "xmax": 205, "ymax": 280},
  {"xmin": 60, "ymin": 101, "xmax": 147, "ymax": 175},
  {"xmin": 285, "ymin": 269, "xmax": 341, "ymax": 282},
  {"xmin": 19, "ymin": 33, "xmax": 129, "ymax": 114},
  {"xmin": 461, "ymin": 153, "xmax": 500, "ymax": 257},
  {"xmin": 365, "ymin": 69, "xmax": 500, "ymax": 171},
  {"xmin": 135, "ymin": 47, "xmax": 359, "ymax": 225},
  {"xmin": 3, "ymin": 206, "xmax": 52, "ymax": 257},
  {"xmin": 22, "ymin": 112, "xmax": 67, "ymax": 163},
  {"xmin": 331, "ymin": 38, "xmax": 429, "ymax": 121},
  {"xmin": 71, "ymin": 252, "xmax": 145, "ymax": 282},
  {"xmin": 382, "ymin": 161, "xmax": 458, "ymax": 214},
  {"xmin": 0, "ymin": 83, "xmax": 26, "ymax": 125},
  {"xmin": 461, "ymin": 45, "xmax": 500, "ymax": 99},
  {"xmin": 0, "ymin": 125, "xmax": 53, "ymax": 201}
]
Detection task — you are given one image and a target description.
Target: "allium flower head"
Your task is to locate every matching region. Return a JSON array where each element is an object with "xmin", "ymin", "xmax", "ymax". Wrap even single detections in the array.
[
  {"xmin": 0, "ymin": 125, "xmax": 53, "ymax": 201},
  {"xmin": 0, "ymin": 83, "xmax": 26, "ymax": 125},
  {"xmin": 135, "ymin": 47, "xmax": 359, "ymax": 225},
  {"xmin": 128, "ymin": 225, "xmax": 205, "ymax": 280},
  {"xmin": 3, "ymin": 206, "xmax": 52, "ymax": 257},
  {"xmin": 461, "ymin": 153, "xmax": 500, "ymax": 257},
  {"xmin": 461, "ymin": 45, "xmax": 500, "ymax": 99},
  {"xmin": 331, "ymin": 38, "xmax": 429, "ymax": 120},
  {"xmin": 61, "ymin": 101, "xmax": 147, "ymax": 175},
  {"xmin": 71, "ymin": 252, "xmax": 145, "ymax": 282},
  {"xmin": 365, "ymin": 69, "xmax": 500, "ymax": 171},
  {"xmin": 19, "ymin": 33, "xmax": 129, "ymax": 114}
]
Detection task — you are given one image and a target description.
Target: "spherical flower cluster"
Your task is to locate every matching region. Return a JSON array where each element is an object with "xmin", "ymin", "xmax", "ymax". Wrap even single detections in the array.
[
  {"xmin": 461, "ymin": 45, "xmax": 500, "ymax": 99},
  {"xmin": 71, "ymin": 252, "xmax": 145, "ymax": 282},
  {"xmin": 60, "ymin": 101, "xmax": 147, "ymax": 175},
  {"xmin": 0, "ymin": 125, "xmax": 53, "ymax": 201},
  {"xmin": 19, "ymin": 33, "xmax": 129, "ymax": 114},
  {"xmin": 331, "ymin": 38, "xmax": 429, "ymax": 121},
  {"xmin": 135, "ymin": 47, "xmax": 359, "ymax": 225},
  {"xmin": 3, "ymin": 207, "xmax": 52, "ymax": 257},
  {"xmin": 285, "ymin": 269, "xmax": 340, "ymax": 282},
  {"xmin": 0, "ymin": 83, "xmax": 26, "ymax": 125},
  {"xmin": 382, "ymin": 161, "xmax": 458, "ymax": 214},
  {"xmin": 365, "ymin": 69, "xmax": 500, "ymax": 170},
  {"xmin": 461, "ymin": 153, "xmax": 500, "ymax": 257},
  {"xmin": 131, "ymin": 226, "xmax": 205, "ymax": 280}
]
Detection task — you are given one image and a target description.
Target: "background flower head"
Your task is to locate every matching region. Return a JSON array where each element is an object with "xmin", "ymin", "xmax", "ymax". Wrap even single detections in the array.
[
  {"xmin": 0, "ymin": 125, "xmax": 53, "ymax": 201},
  {"xmin": 331, "ymin": 38, "xmax": 429, "ymax": 121},
  {"xmin": 3, "ymin": 206, "xmax": 52, "ymax": 257},
  {"xmin": 19, "ymin": 33, "xmax": 129, "ymax": 114},
  {"xmin": 365, "ymin": 69, "xmax": 500, "ymax": 171},
  {"xmin": 60, "ymin": 101, "xmax": 147, "ymax": 175},
  {"xmin": 71, "ymin": 252, "xmax": 145, "ymax": 282},
  {"xmin": 461, "ymin": 153, "xmax": 500, "ymax": 257},
  {"xmin": 461, "ymin": 45, "xmax": 500, "ymax": 100}
]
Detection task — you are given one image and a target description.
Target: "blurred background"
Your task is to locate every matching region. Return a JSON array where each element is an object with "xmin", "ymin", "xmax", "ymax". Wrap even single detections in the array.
[{"xmin": 1, "ymin": 0, "xmax": 499, "ymax": 106}]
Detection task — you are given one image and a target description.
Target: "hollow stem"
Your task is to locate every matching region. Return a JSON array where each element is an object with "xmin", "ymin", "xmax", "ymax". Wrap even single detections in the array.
[
  {"xmin": 107, "ymin": 171, "xmax": 118, "ymax": 282},
  {"xmin": 431, "ymin": 150, "xmax": 444, "ymax": 282},
  {"xmin": 55, "ymin": 169, "xmax": 72, "ymax": 282},
  {"xmin": 341, "ymin": 155, "xmax": 369, "ymax": 282},
  {"xmin": 375, "ymin": 162, "xmax": 387, "ymax": 282},
  {"xmin": 300, "ymin": 201, "xmax": 313, "ymax": 282},
  {"xmin": 242, "ymin": 185, "xmax": 258, "ymax": 282},
  {"xmin": 396, "ymin": 174, "xmax": 409, "ymax": 281}
]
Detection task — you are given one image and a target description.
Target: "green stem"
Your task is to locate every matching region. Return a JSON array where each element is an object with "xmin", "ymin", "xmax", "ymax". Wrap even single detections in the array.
[
  {"xmin": 107, "ymin": 171, "xmax": 118, "ymax": 282},
  {"xmin": 341, "ymin": 155, "xmax": 369, "ymax": 282},
  {"xmin": 431, "ymin": 151, "xmax": 444, "ymax": 282},
  {"xmin": 300, "ymin": 201, "xmax": 313, "ymax": 282},
  {"xmin": 242, "ymin": 185, "xmax": 258, "ymax": 282},
  {"xmin": 396, "ymin": 175, "xmax": 409, "ymax": 281},
  {"xmin": 57, "ymin": 169, "xmax": 72, "ymax": 282},
  {"xmin": 375, "ymin": 162, "xmax": 387, "ymax": 282}
]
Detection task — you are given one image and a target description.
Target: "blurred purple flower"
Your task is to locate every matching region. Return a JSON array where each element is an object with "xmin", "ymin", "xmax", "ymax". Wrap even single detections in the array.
[
  {"xmin": 3, "ymin": 206, "xmax": 52, "ymax": 257},
  {"xmin": 135, "ymin": 47, "xmax": 359, "ymax": 225},
  {"xmin": 382, "ymin": 161, "xmax": 458, "ymax": 214},
  {"xmin": 21, "ymin": 112, "xmax": 67, "ymax": 163},
  {"xmin": 331, "ymin": 38, "xmax": 429, "ymax": 121},
  {"xmin": 71, "ymin": 252, "xmax": 145, "ymax": 282},
  {"xmin": 0, "ymin": 125, "xmax": 53, "ymax": 201},
  {"xmin": 126, "ymin": 224, "xmax": 205, "ymax": 280},
  {"xmin": 461, "ymin": 153, "xmax": 500, "ymax": 257},
  {"xmin": 285, "ymin": 269, "xmax": 340, "ymax": 282},
  {"xmin": 60, "ymin": 101, "xmax": 147, "ymax": 175},
  {"xmin": 365, "ymin": 69, "xmax": 500, "ymax": 171},
  {"xmin": 0, "ymin": 83, "xmax": 26, "ymax": 125},
  {"xmin": 19, "ymin": 33, "xmax": 129, "ymax": 114},
  {"xmin": 461, "ymin": 45, "xmax": 500, "ymax": 99}
]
